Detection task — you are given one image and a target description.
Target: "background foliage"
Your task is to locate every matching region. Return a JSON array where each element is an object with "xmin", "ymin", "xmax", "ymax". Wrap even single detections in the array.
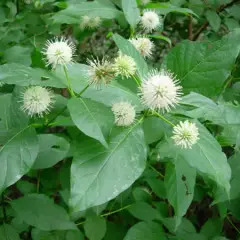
[{"xmin": 0, "ymin": 0, "xmax": 240, "ymax": 239}]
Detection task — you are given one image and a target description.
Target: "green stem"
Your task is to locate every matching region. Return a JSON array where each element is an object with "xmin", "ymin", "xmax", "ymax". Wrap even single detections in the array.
[
  {"xmin": 148, "ymin": 163, "xmax": 164, "ymax": 178},
  {"xmin": 76, "ymin": 204, "xmax": 132, "ymax": 226},
  {"xmin": 1, "ymin": 193, "xmax": 7, "ymax": 222},
  {"xmin": 78, "ymin": 83, "xmax": 91, "ymax": 96},
  {"xmin": 152, "ymin": 111, "xmax": 175, "ymax": 127},
  {"xmin": 46, "ymin": 106, "xmax": 67, "ymax": 127},
  {"xmin": 226, "ymin": 215, "xmax": 240, "ymax": 234},
  {"xmin": 63, "ymin": 66, "xmax": 75, "ymax": 97},
  {"xmin": 132, "ymin": 75, "xmax": 140, "ymax": 86}
]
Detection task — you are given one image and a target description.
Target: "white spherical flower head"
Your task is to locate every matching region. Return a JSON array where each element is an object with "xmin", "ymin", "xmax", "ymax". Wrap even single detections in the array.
[
  {"xmin": 140, "ymin": 70, "xmax": 182, "ymax": 112},
  {"xmin": 112, "ymin": 102, "xmax": 136, "ymax": 127},
  {"xmin": 129, "ymin": 37, "xmax": 154, "ymax": 58},
  {"xmin": 21, "ymin": 86, "xmax": 54, "ymax": 117},
  {"xmin": 172, "ymin": 121, "xmax": 199, "ymax": 149},
  {"xmin": 43, "ymin": 37, "xmax": 75, "ymax": 68},
  {"xmin": 140, "ymin": 10, "xmax": 162, "ymax": 33},
  {"xmin": 113, "ymin": 54, "xmax": 137, "ymax": 78},
  {"xmin": 87, "ymin": 58, "xmax": 114, "ymax": 87},
  {"xmin": 81, "ymin": 16, "xmax": 102, "ymax": 29}
]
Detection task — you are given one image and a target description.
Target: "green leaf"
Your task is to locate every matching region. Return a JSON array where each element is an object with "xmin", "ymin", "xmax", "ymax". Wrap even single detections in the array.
[
  {"xmin": 3, "ymin": 46, "xmax": 32, "ymax": 66},
  {"xmin": 122, "ymin": 0, "xmax": 140, "ymax": 28},
  {"xmin": 128, "ymin": 202, "xmax": 162, "ymax": 222},
  {"xmin": 200, "ymin": 218, "xmax": 223, "ymax": 238},
  {"xmin": 0, "ymin": 63, "xmax": 65, "ymax": 88},
  {"xmin": 157, "ymin": 121, "xmax": 231, "ymax": 196},
  {"xmin": 52, "ymin": 2, "xmax": 123, "ymax": 24},
  {"xmin": 165, "ymin": 159, "xmax": 196, "ymax": 217},
  {"xmin": 70, "ymin": 124, "xmax": 147, "ymax": 213},
  {"xmin": 205, "ymin": 10, "xmax": 221, "ymax": 32},
  {"xmin": 68, "ymin": 98, "xmax": 114, "ymax": 148},
  {"xmin": 124, "ymin": 221, "xmax": 166, "ymax": 240},
  {"xmin": 84, "ymin": 216, "xmax": 107, "ymax": 240},
  {"xmin": 145, "ymin": 178, "xmax": 166, "ymax": 198},
  {"xmin": 112, "ymin": 34, "xmax": 148, "ymax": 80},
  {"xmin": 147, "ymin": 2, "xmax": 197, "ymax": 16},
  {"xmin": 31, "ymin": 228, "xmax": 84, "ymax": 240},
  {"xmin": 165, "ymin": 29, "xmax": 240, "ymax": 97},
  {"xmin": 10, "ymin": 194, "xmax": 77, "ymax": 231},
  {"xmin": 33, "ymin": 134, "xmax": 70, "ymax": 169},
  {"xmin": 0, "ymin": 224, "xmax": 20, "ymax": 240}
]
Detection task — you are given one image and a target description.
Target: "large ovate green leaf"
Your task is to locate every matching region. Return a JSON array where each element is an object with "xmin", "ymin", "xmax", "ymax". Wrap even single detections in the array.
[
  {"xmin": 165, "ymin": 159, "xmax": 196, "ymax": 217},
  {"xmin": 165, "ymin": 29, "xmax": 240, "ymax": 97},
  {"xmin": 70, "ymin": 123, "xmax": 147, "ymax": 213},
  {"xmin": 157, "ymin": 121, "xmax": 231, "ymax": 196},
  {"xmin": 10, "ymin": 194, "xmax": 77, "ymax": 231},
  {"xmin": 0, "ymin": 63, "xmax": 65, "ymax": 88},
  {"xmin": 122, "ymin": 0, "xmax": 140, "ymax": 28},
  {"xmin": 68, "ymin": 98, "xmax": 114, "ymax": 148}
]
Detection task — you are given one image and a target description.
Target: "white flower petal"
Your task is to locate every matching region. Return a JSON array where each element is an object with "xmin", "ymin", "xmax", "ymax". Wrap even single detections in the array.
[
  {"xmin": 129, "ymin": 37, "xmax": 154, "ymax": 58},
  {"xmin": 140, "ymin": 10, "xmax": 162, "ymax": 33}
]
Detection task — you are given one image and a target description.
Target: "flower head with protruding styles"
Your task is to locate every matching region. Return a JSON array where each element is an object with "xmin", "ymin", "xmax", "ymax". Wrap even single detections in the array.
[
  {"xmin": 140, "ymin": 10, "xmax": 162, "ymax": 33},
  {"xmin": 140, "ymin": 70, "xmax": 182, "ymax": 112},
  {"xmin": 172, "ymin": 121, "xmax": 199, "ymax": 149},
  {"xmin": 129, "ymin": 36, "xmax": 154, "ymax": 58},
  {"xmin": 112, "ymin": 101, "xmax": 136, "ymax": 126},
  {"xmin": 43, "ymin": 37, "xmax": 75, "ymax": 68},
  {"xmin": 87, "ymin": 58, "xmax": 114, "ymax": 87},
  {"xmin": 21, "ymin": 86, "xmax": 55, "ymax": 117},
  {"xmin": 80, "ymin": 16, "xmax": 102, "ymax": 30},
  {"xmin": 113, "ymin": 54, "xmax": 137, "ymax": 78}
]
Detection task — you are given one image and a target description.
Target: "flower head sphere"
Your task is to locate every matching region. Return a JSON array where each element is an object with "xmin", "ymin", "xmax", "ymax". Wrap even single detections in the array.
[
  {"xmin": 43, "ymin": 37, "xmax": 75, "ymax": 68},
  {"xmin": 140, "ymin": 10, "xmax": 162, "ymax": 33},
  {"xmin": 129, "ymin": 37, "xmax": 154, "ymax": 58},
  {"xmin": 172, "ymin": 121, "xmax": 199, "ymax": 149},
  {"xmin": 113, "ymin": 54, "xmax": 137, "ymax": 78},
  {"xmin": 21, "ymin": 86, "xmax": 54, "ymax": 117},
  {"xmin": 87, "ymin": 58, "xmax": 114, "ymax": 87},
  {"xmin": 140, "ymin": 70, "xmax": 182, "ymax": 112},
  {"xmin": 112, "ymin": 101, "xmax": 136, "ymax": 127},
  {"xmin": 81, "ymin": 16, "xmax": 102, "ymax": 30}
]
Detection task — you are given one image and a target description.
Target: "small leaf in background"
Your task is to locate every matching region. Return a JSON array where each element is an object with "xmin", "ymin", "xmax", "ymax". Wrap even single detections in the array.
[
  {"xmin": 122, "ymin": 0, "xmax": 140, "ymax": 29},
  {"xmin": 164, "ymin": 159, "xmax": 196, "ymax": 217},
  {"xmin": 33, "ymin": 134, "xmax": 70, "ymax": 169},
  {"xmin": 200, "ymin": 218, "xmax": 223, "ymax": 239},
  {"xmin": 205, "ymin": 10, "xmax": 221, "ymax": 32},
  {"xmin": 84, "ymin": 216, "xmax": 107, "ymax": 240},
  {"xmin": 68, "ymin": 98, "xmax": 114, "ymax": 148},
  {"xmin": 124, "ymin": 221, "xmax": 166, "ymax": 240},
  {"xmin": 0, "ymin": 224, "xmax": 20, "ymax": 240},
  {"xmin": 10, "ymin": 194, "xmax": 77, "ymax": 231}
]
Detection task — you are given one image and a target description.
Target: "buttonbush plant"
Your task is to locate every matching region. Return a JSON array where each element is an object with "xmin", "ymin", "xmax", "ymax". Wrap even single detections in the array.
[{"xmin": 0, "ymin": 0, "xmax": 240, "ymax": 239}]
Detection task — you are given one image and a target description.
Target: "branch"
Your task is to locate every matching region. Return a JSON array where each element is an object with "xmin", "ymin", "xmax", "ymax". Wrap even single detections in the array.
[{"xmin": 193, "ymin": 0, "xmax": 240, "ymax": 41}]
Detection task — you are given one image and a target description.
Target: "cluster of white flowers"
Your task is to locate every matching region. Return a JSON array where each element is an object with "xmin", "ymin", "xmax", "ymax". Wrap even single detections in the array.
[
  {"xmin": 80, "ymin": 16, "xmax": 102, "ymax": 30},
  {"xmin": 112, "ymin": 101, "xmax": 136, "ymax": 127},
  {"xmin": 20, "ymin": 31, "xmax": 199, "ymax": 148},
  {"xmin": 140, "ymin": 10, "xmax": 163, "ymax": 33},
  {"xmin": 129, "ymin": 37, "xmax": 154, "ymax": 58},
  {"xmin": 172, "ymin": 121, "xmax": 199, "ymax": 149},
  {"xmin": 21, "ymin": 86, "xmax": 54, "ymax": 117},
  {"xmin": 42, "ymin": 37, "xmax": 75, "ymax": 68}
]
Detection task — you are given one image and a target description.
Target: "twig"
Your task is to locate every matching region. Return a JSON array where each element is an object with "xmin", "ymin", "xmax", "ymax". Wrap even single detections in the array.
[
  {"xmin": 193, "ymin": 0, "xmax": 240, "ymax": 41},
  {"xmin": 226, "ymin": 215, "xmax": 240, "ymax": 235},
  {"xmin": 188, "ymin": 15, "xmax": 193, "ymax": 40},
  {"xmin": 75, "ymin": 204, "xmax": 132, "ymax": 226}
]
